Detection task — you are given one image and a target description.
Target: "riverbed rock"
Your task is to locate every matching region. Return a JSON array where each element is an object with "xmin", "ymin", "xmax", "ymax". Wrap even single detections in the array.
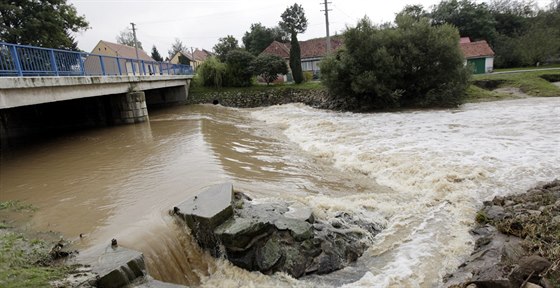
[
  {"xmin": 445, "ymin": 180, "xmax": 560, "ymax": 288},
  {"xmin": 173, "ymin": 183, "xmax": 383, "ymax": 278}
]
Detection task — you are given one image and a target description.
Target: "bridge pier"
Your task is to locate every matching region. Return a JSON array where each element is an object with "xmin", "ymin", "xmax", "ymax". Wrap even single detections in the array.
[{"xmin": 111, "ymin": 91, "xmax": 149, "ymax": 124}]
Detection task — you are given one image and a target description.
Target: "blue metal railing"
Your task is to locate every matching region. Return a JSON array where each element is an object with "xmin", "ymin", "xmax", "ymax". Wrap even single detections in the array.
[{"xmin": 0, "ymin": 42, "xmax": 193, "ymax": 77}]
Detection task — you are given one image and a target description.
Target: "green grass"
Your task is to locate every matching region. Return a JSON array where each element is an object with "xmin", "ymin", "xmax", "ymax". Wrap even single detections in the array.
[
  {"xmin": 0, "ymin": 231, "xmax": 68, "ymax": 288},
  {"xmin": 472, "ymin": 70, "xmax": 560, "ymax": 97},
  {"xmin": 493, "ymin": 64, "xmax": 560, "ymax": 72},
  {"xmin": 465, "ymin": 85, "xmax": 514, "ymax": 102},
  {"xmin": 0, "ymin": 201, "xmax": 36, "ymax": 212}
]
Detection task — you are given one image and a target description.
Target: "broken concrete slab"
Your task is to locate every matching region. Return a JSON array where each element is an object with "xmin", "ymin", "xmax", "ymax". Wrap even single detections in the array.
[{"xmin": 173, "ymin": 183, "xmax": 234, "ymax": 256}]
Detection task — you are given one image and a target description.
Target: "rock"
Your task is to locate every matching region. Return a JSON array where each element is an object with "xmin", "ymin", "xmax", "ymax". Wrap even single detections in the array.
[
  {"xmin": 483, "ymin": 205, "xmax": 506, "ymax": 221},
  {"xmin": 274, "ymin": 217, "xmax": 313, "ymax": 241},
  {"xmin": 509, "ymin": 255, "xmax": 551, "ymax": 287},
  {"xmin": 284, "ymin": 202, "xmax": 314, "ymax": 223},
  {"xmin": 174, "ymin": 183, "xmax": 234, "ymax": 256},
  {"xmin": 524, "ymin": 283, "xmax": 543, "ymax": 288},
  {"xmin": 214, "ymin": 217, "xmax": 269, "ymax": 251},
  {"xmin": 501, "ymin": 238, "xmax": 525, "ymax": 263},
  {"xmin": 256, "ymin": 237, "xmax": 282, "ymax": 271},
  {"xmin": 173, "ymin": 183, "xmax": 382, "ymax": 278},
  {"xmin": 467, "ymin": 280, "xmax": 511, "ymax": 288},
  {"xmin": 552, "ymin": 215, "xmax": 560, "ymax": 225}
]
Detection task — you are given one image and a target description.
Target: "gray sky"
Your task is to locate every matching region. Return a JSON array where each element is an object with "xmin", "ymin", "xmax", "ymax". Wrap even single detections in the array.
[{"xmin": 69, "ymin": 0, "xmax": 550, "ymax": 57}]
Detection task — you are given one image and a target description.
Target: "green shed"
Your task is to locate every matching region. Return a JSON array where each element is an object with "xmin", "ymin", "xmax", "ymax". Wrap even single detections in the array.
[{"xmin": 460, "ymin": 39, "xmax": 495, "ymax": 74}]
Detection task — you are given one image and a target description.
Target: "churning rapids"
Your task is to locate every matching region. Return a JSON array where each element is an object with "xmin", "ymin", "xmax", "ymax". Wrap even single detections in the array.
[{"xmin": 1, "ymin": 97, "xmax": 559, "ymax": 287}]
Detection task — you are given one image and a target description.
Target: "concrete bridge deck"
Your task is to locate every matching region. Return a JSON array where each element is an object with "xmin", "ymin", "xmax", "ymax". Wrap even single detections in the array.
[{"xmin": 0, "ymin": 75, "xmax": 193, "ymax": 109}]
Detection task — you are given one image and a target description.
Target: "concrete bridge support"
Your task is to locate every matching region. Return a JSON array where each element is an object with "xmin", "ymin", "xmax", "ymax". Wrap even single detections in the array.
[{"xmin": 112, "ymin": 91, "xmax": 149, "ymax": 124}]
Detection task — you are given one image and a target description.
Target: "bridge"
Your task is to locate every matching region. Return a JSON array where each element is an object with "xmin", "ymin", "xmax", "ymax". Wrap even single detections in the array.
[{"xmin": 0, "ymin": 42, "xmax": 195, "ymax": 144}]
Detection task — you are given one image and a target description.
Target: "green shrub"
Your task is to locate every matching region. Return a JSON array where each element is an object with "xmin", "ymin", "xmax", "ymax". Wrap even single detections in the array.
[
  {"xmin": 303, "ymin": 71, "xmax": 313, "ymax": 82},
  {"xmin": 320, "ymin": 16, "xmax": 470, "ymax": 110},
  {"xmin": 197, "ymin": 57, "xmax": 226, "ymax": 88},
  {"xmin": 252, "ymin": 54, "xmax": 288, "ymax": 85},
  {"xmin": 224, "ymin": 50, "xmax": 255, "ymax": 87}
]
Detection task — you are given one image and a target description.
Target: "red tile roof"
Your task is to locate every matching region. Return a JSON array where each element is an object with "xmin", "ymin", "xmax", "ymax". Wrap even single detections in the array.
[
  {"xmin": 460, "ymin": 37, "xmax": 471, "ymax": 43},
  {"xmin": 261, "ymin": 37, "xmax": 343, "ymax": 60},
  {"xmin": 192, "ymin": 49, "xmax": 213, "ymax": 61},
  {"xmin": 460, "ymin": 40, "xmax": 495, "ymax": 59},
  {"xmin": 97, "ymin": 40, "xmax": 154, "ymax": 62}
]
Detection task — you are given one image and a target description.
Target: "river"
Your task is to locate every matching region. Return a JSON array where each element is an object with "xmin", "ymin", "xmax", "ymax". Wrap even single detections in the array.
[{"xmin": 0, "ymin": 97, "xmax": 558, "ymax": 287}]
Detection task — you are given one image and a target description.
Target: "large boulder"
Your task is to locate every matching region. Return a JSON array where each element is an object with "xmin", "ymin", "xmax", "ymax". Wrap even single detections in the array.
[{"xmin": 173, "ymin": 183, "xmax": 383, "ymax": 278}]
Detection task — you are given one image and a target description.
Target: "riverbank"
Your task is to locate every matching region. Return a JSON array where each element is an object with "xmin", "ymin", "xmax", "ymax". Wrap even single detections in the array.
[
  {"xmin": 446, "ymin": 180, "xmax": 560, "ymax": 288},
  {"xmin": 188, "ymin": 70, "xmax": 560, "ymax": 109}
]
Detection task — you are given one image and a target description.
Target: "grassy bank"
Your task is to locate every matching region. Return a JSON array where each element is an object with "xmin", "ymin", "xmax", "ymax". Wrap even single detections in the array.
[
  {"xmin": 189, "ymin": 69, "xmax": 560, "ymax": 105},
  {"xmin": 470, "ymin": 69, "xmax": 560, "ymax": 98},
  {"xmin": 0, "ymin": 201, "xmax": 68, "ymax": 288}
]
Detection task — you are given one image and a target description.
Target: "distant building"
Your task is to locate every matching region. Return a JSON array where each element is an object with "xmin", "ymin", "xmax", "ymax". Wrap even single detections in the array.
[
  {"xmin": 261, "ymin": 37, "xmax": 343, "ymax": 80},
  {"xmin": 169, "ymin": 49, "xmax": 213, "ymax": 71},
  {"xmin": 459, "ymin": 38, "xmax": 495, "ymax": 74},
  {"xmin": 85, "ymin": 40, "xmax": 156, "ymax": 75}
]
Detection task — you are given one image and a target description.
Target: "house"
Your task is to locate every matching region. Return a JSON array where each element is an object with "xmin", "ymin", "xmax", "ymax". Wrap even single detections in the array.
[
  {"xmin": 169, "ymin": 51, "xmax": 193, "ymax": 66},
  {"xmin": 459, "ymin": 38, "xmax": 495, "ymax": 74},
  {"xmin": 261, "ymin": 37, "xmax": 343, "ymax": 80},
  {"xmin": 170, "ymin": 49, "xmax": 213, "ymax": 71},
  {"xmin": 85, "ymin": 40, "xmax": 156, "ymax": 75}
]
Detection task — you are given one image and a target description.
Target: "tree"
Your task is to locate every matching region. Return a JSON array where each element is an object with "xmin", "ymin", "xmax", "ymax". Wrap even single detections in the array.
[
  {"xmin": 116, "ymin": 28, "xmax": 143, "ymax": 49},
  {"xmin": 397, "ymin": 4, "xmax": 429, "ymax": 20},
  {"xmin": 151, "ymin": 45, "xmax": 163, "ymax": 62},
  {"xmin": 224, "ymin": 50, "xmax": 255, "ymax": 87},
  {"xmin": 279, "ymin": 3, "xmax": 307, "ymax": 84},
  {"xmin": 213, "ymin": 35, "xmax": 239, "ymax": 62},
  {"xmin": 431, "ymin": 0, "xmax": 497, "ymax": 42},
  {"xmin": 0, "ymin": 0, "xmax": 89, "ymax": 49},
  {"xmin": 320, "ymin": 16, "xmax": 469, "ymax": 110},
  {"xmin": 168, "ymin": 38, "xmax": 187, "ymax": 59},
  {"xmin": 198, "ymin": 56, "xmax": 227, "ymax": 88},
  {"xmin": 252, "ymin": 54, "xmax": 288, "ymax": 85},
  {"xmin": 243, "ymin": 23, "xmax": 276, "ymax": 55}
]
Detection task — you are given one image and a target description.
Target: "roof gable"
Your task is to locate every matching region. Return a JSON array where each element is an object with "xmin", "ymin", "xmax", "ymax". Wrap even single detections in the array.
[
  {"xmin": 96, "ymin": 40, "xmax": 155, "ymax": 62},
  {"xmin": 261, "ymin": 37, "xmax": 343, "ymax": 60},
  {"xmin": 460, "ymin": 40, "xmax": 495, "ymax": 58}
]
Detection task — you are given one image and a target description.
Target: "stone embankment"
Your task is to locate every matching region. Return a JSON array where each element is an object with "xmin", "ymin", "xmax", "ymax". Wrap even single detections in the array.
[
  {"xmin": 188, "ymin": 86, "xmax": 359, "ymax": 110},
  {"xmin": 445, "ymin": 180, "xmax": 560, "ymax": 288},
  {"xmin": 173, "ymin": 183, "xmax": 383, "ymax": 278}
]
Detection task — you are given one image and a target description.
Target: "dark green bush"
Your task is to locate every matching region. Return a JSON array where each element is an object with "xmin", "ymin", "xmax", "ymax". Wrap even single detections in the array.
[
  {"xmin": 320, "ymin": 16, "xmax": 470, "ymax": 110},
  {"xmin": 197, "ymin": 56, "xmax": 226, "ymax": 88}
]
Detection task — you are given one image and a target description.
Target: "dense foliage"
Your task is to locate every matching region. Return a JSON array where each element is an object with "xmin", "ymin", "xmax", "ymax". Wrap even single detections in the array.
[
  {"xmin": 116, "ymin": 28, "xmax": 143, "ymax": 49},
  {"xmin": 224, "ymin": 50, "xmax": 255, "ymax": 87},
  {"xmin": 0, "ymin": 0, "xmax": 89, "ymax": 49},
  {"xmin": 428, "ymin": 0, "xmax": 560, "ymax": 67},
  {"xmin": 279, "ymin": 4, "xmax": 307, "ymax": 84},
  {"xmin": 213, "ymin": 35, "xmax": 239, "ymax": 62},
  {"xmin": 242, "ymin": 23, "xmax": 288, "ymax": 56},
  {"xmin": 252, "ymin": 54, "xmax": 289, "ymax": 85},
  {"xmin": 320, "ymin": 16, "xmax": 469, "ymax": 110},
  {"xmin": 197, "ymin": 56, "xmax": 227, "ymax": 88}
]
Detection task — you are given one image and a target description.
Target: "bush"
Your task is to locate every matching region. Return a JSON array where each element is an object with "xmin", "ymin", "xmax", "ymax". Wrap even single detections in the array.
[
  {"xmin": 320, "ymin": 16, "xmax": 470, "ymax": 110},
  {"xmin": 224, "ymin": 50, "xmax": 255, "ymax": 87},
  {"xmin": 197, "ymin": 57, "xmax": 226, "ymax": 88},
  {"xmin": 303, "ymin": 71, "xmax": 313, "ymax": 82},
  {"xmin": 252, "ymin": 54, "xmax": 288, "ymax": 85}
]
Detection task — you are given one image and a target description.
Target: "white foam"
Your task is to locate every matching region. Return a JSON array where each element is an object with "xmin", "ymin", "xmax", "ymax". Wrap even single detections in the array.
[{"xmin": 251, "ymin": 98, "xmax": 560, "ymax": 286}]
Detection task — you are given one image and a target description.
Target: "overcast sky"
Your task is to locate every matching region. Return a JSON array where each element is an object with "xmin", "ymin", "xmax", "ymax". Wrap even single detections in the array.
[{"xmin": 68, "ymin": 0, "xmax": 551, "ymax": 57}]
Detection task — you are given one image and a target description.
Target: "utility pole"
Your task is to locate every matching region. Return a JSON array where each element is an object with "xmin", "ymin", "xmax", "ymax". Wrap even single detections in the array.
[
  {"xmin": 321, "ymin": 0, "xmax": 332, "ymax": 53},
  {"xmin": 130, "ymin": 22, "xmax": 140, "ymax": 60}
]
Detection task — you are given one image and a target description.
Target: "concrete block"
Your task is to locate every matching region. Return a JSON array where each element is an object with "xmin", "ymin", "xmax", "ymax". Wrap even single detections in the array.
[
  {"xmin": 73, "ymin": 244, "xmax": 146, "ymax": 288},
  {"xmin": 174, "ymin": 183, "xmax": 234, "ymax": 255}
]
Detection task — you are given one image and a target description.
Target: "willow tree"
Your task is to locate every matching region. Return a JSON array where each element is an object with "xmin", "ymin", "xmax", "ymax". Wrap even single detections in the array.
[{"xmin": 279, "ymin": 3, "xmax": 307, "ymax": 84}]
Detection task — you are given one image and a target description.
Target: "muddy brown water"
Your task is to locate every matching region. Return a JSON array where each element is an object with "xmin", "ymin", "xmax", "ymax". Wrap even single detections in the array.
[{"xmin": 1, "ymin": 99, "xmax": 558, "ymax": 287}]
